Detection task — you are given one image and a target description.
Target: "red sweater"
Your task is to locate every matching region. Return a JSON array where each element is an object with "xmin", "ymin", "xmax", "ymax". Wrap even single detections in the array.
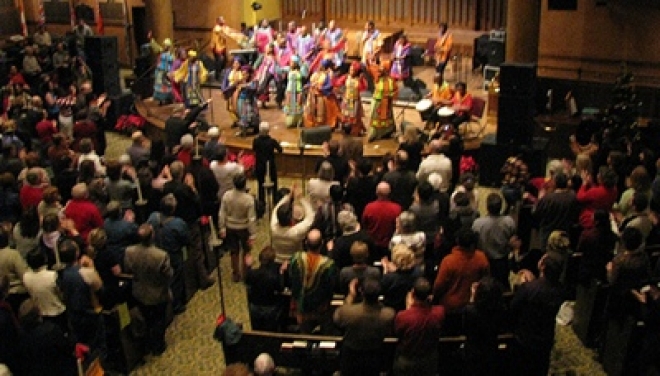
[
  {"xmin": 20, "ymin": 185, "xmax": 43, "ymax": 209},
  {"xmin": 433, "ymin": 246, "xmax": 490, "ymax": 312},
  {"xmin": 64, "ymin": 198, "xmax": 103, "ymax": 243},
  {"xmin": 362, "ymin": 199, "xmax": 402, "ymax": 248},
  {"xmin": 576, "ymin": 183, "xmax": 617, "ymax": 229}
]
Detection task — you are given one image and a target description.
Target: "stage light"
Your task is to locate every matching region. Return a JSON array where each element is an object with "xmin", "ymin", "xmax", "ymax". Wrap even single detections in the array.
[{"xmin": 251, "ymin": 2, "xmax": 262, "ymax": 11}]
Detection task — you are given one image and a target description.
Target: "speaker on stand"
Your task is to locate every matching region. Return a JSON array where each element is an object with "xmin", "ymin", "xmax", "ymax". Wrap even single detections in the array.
[
  {"xmin": 497, "ymin": 63, "xmax": 537, "ymax": 147},
  {"xmin": 84, "ymin": 36, "xmax": 121, "ymax": 97}
]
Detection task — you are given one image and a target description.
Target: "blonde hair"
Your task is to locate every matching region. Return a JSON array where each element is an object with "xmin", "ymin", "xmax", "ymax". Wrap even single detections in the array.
[
  {"xmin": 391, "ymin": 244, "xmax": 415, "ymax": 271},
  {"xmin": 402, "ymin": 126, "xmax": 418, "ymax": 144}
]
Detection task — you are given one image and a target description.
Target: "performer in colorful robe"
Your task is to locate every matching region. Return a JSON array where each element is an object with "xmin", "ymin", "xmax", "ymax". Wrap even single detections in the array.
[
  {"xmin": 309, "ymin": 39, "xmax": 345, "ymax": 74},
  {"xmin": 211, "ymin": 18, "xmax": 228, "ymax": 81},
  {"xmin": 254, "ymin": 19, "xmax": 275, "ymax": 54},
  {"xmin": 284, "ymin": 56, "xmax": 304, "ymax": 128},
  {"xmin": 152, "ymin": 38, "xmax": 174, "ymax": 104},
  {"xmin": 253, "ymin": 43, "xmax": 279, "ymax": 107},
  {"xmin": 285, "ymin": 21, "xmax": 299, "ymax": 54},
  {"xmin": 304, "ymin": 59, "xmax": 339, "ymax": 128},
  {"xmin": 170, "ymin": 48, "xmax": 187, "ymax": 103},
  {"xmin": 390, "ymin": 34, "xmax": 411, "ymax": 81},
  {"xmin": 275, "ymin": 34, "xmax": 293, "ymax": 109},
  {"xmin": 323, "ymin": 20, "xmax": 345, "ymax": 65},
  {"xmin": 368, "ymin": 60, "xmax": 398, "ymax": 142},
  {"xmin": 234, "ymin": 66, "xmax": 260, "ymax": 137},
  {"xmin": 221, "ymin": 57, "xmax": 245, "ymax": 125},
  {"xmin": 334, "ymin": 61, "xmax": 367, "ymax": 136},
  {"xmin": 174, "ymin": 50, "xmax": 208, "ymax": 108},
  {"xmin": 434, "ymin": 23, "xmax": 453, "ymax": 76},
  {"xmin": 297, "ymin": 26, "xmax": 316, "ymax": 64}
]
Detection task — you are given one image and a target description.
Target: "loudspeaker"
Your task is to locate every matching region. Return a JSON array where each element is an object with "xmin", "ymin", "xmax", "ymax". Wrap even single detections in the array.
[
  {"xmin": 499, "ymin": 63, "xmax": 537, "ymax": 95},
  {"xmin": 548, "ymin": 0, "xmax": 578, "ymax": 10},
  {"xmin": 301, "ymin": 126, "xmax": 332, "ymax": 145},
  {"xmin": 525, "ymin": 137, "xmax": 549, "ymax": 178},
  {"xmin": 487, "ymin": 40, "xmax": 505, "ymax": 67},
  {"xmin": 84, "ymin": 36, "xmax": 121, "ymax": 96},
  {"xmin": 497, "ymin": 93, "xmax": 535, "ymax": 146},
  {"xmin": 478, "ymin": 134, "xmax": 510, "ymax": 187}
]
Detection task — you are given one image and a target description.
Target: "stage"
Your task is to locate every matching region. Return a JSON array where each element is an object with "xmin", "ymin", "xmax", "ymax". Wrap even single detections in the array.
[{"xmin": 133, "ymin": 66, "xmax": 498, "ymax": 177}]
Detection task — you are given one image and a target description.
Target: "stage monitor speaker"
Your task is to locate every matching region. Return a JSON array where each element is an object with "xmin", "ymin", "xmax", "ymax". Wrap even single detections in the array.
[
  {"xmin": 499, "ymin": 63, "xmax": 537, "ymax": 95},
  {"xmin": 549, "ymin": 0, "xmax": 578, "ymax": 10},
  {"xmin": 84, "ymin": 36, "xmax": 121, "ymax": 96},
  {"xmin": 487, "ymin": 40, "xmax": 505, "ymax": 67},
  {"xmin": 301, "ymin": 126, "xmax": 332, "ymax": 145}
]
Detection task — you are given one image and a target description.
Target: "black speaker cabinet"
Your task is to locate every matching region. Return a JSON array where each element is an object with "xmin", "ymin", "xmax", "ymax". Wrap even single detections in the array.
[
  {"xmin": 487, "ymin": 40, "xmax": 505, "ymax": 67},
  {"xmin": 301, "ymin": 126, "xmax": 332, "ymax": 145},
  {"xmin": 497, "ymin": 94, "xmax": 535, "ymax": 146},
  {"xmin": 84, "ymin": 36, "xmax": 121, "ymax": 96},
  {"xmin": 499, "ymin": 63, "xmax": 537, "ymax": 95},
  {"xmin": 478, "ymin": 134, "xmax": 510, "ymax": 187}
]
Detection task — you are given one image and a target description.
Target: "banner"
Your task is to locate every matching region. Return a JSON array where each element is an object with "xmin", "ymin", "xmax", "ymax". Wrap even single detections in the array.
[
  {"xmin": 69, "ymin": 0, "xmax": 76, "ymax": 30},
  {"xmin": 94, "ymin": 0, "xmax": 104, "ymax": 35},
  {"xmin": 18, "ymin": 0, "xmax": 27, "ymax": 37},
  {"xmin": 37, "ymin": 0, "xmax": 45, "ymax": 26}
]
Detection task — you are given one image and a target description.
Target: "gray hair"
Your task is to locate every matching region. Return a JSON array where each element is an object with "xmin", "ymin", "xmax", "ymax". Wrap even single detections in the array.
[{"xmin": 398, "ymin": 211, "xmax": 416, "ymax": 233}]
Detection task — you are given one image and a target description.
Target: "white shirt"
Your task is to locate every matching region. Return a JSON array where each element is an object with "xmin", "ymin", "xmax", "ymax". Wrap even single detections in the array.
[
  {"xmin": 210, "ymin": 160, "xmax": 244, "ymax": 201},
  {"xmin": 417, "ymin": 153, "xmax": 452, "ymax": 192},
  {"xmin": 23, "ymin": 267, "xmax": 66, "ymax": 317}
]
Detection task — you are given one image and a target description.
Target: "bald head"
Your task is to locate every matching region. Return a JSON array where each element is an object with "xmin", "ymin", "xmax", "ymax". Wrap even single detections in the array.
[
  {"xmin": 376, "ymin": 182, "xmax": 391, "ymax": 198},
  {"xmin": 306, "ymin": 229, "xmax": 323, "ymax": 252},
  {"xmin": 71, "ymin": 183, "xmax": 88, "ymax": 199},
  {"xmin": 429, "ymin": 140, "xmax": 442, "ymax": 154}
]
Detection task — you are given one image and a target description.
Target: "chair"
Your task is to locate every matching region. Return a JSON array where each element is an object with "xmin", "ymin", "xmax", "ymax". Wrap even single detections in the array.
[
  {"xmin": 459, "ymin": 97, "xmax": 487, "ymax": 140},
  {"xmin": 423, "ymin": 38, "xmax": 438, "ymax": 66}
]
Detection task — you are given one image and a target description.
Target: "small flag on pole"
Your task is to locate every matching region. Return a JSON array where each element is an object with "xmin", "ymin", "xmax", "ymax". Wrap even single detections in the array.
[
  {"xmin": 18, "ymin": 0, "xmax": 27, "ymax": 37},
  {"xmin": 38, "ymin": 0, "xmax": 46, "ymax": 26},
  {"xmin": 69, "ymin": 0, "xmax": 76, "ymax": 30},
  {"xmin": 94, "ymin": 0, "xmax": 104, "ymax": 35}
]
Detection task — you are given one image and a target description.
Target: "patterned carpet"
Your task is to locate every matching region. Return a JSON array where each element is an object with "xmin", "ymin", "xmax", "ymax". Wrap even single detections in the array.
[{"xmin": 104, "ymin": 132, "xmax": 606, "ymax": 376}]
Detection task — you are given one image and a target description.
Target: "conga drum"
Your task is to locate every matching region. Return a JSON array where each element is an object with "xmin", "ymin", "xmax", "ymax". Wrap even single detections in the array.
[
  {"xmin": 437, "ymin": 106, "xmax": 455, "ymax": 125},
  {"xmin": 416, "ymin": 99, "xmax": 434, "ymax": 122}
]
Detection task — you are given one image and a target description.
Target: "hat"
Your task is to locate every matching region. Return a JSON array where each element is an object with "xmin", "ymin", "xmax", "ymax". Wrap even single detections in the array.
[
  {"xmin": 208, "ymin": 127, "xmax": 220, "ymax": 137},
  {"xmin": 162, "ymin": 38, "xmax": 172, "ymax": 47},
  {"xmin": 131, "ymin": 130, "xmax": 143, "ymax": 141},
  {"xmin": 187, "ymin": 50, "xmax": 197, "ymax": 58}
]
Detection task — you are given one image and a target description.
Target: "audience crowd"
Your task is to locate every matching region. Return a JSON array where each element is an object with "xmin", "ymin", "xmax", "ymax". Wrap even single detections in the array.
[{"xmin": 1, "ymin": 22, "xmax": 660, "ymax": 376}]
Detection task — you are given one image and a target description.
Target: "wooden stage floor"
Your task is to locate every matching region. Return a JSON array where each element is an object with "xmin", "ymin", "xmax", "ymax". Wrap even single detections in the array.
[{"xmin": 135, "ymin": 65, "xmax": 497, "ymax": 162}]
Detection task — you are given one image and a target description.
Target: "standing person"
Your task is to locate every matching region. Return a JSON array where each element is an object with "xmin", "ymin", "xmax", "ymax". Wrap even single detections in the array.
[
  {"xmin": 147, "ymin": 194, "xmax": 190, "ymax": 315},
  {"xmin": 533, "ymin": 172, "xmax": 579, "ymax": 248},
  {"xmin": 283, "ymin": 56, "xmax": 304, "ymax": 128},
  {"xmin": 360, "ymin": 20, "xmax": 381, "ymax": 66},
  {"xmin": 288, "ymin": 229, "xmax": 337, "ymax": 333},
  {"xmin": 253, "ymin": 43, "xmax": 279, "ymax": 108},
  {"xmin": 362, "ymin": 182, "xmax": 403, "ymax": 259},
  {"xmin": 434, "ymin": 23, "xmax": 453, "ymax": 76},
  {"xmin": 234, "ymin": 66, "xmax": 261, "ymax": 137},
  {"xmin": 390, "ymin": 35, "xmax": 411, "ymax": 81},
  {"xmin": 252, "ymin": 122, "xmax": 283, "ymax": 207},
  {"xmin": 334, "ymin": 61, "xmax": 367, "ymax": 136},
  {"xmin": 124, "ymin": 224, "xmax": 173, "ymax": 356},
  {"xmin": 23, "ymin": 249, "xmax": 67, "ymax": 332},
  {"xmin": 510, "ymin": 253, "xmax": 565, "ymax": 376},
  {"xmin": 244, "ymin": 246, "xmax": 285, "ymax": 331},
  {"xmin": 393, "ymin": 277, "xmax": 445, "ymax": 376},
  {"xmin": 334, "ymin": 277, "xmax": 395, "ymax": 376},
  {"xmin": 472, "ymin": 193, "xmax": 516, "ymax": 289},
  {"xmin": 304, "ymin": 59, "xmax": 340, "ymax": 128},
  {"xmin": 152, "ymin": 38, "xmax": 174, "ymax": 105},
  {"xmin": 323, "ymin": 20, "xmax": 345, "ymax": 66},
  {"xmin": 174, "ymin": 50, "xmax": 209, "ymax": 109},
  {"xmin": 368, "ymin": 61, "xmax": 398, "ymax": 142},
  {"xmin": 219, "ymin": 173, "xmax": 257, "ymax": 282},
  {"xmin": 221, "ymin": 57, "xmax": 245, "ymax": 127},
  {"xmin": 211, "ymin": 18, "xmax": 228, "ymax": 81},
  {"xmin": 57, "ymin": 239, "xmax": 105, "ymax": 354},
  {"xmin": 254, "ymin": 19, "xmax": 275, "ymax": 54}
]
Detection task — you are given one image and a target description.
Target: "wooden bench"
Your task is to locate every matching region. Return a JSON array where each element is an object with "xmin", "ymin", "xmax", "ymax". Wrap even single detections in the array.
[{"xmin": 223, "ymin": 330, "xmax": 515, "ymax": 375}]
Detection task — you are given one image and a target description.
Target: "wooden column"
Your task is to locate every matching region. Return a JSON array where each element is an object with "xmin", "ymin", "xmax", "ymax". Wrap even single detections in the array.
[
  {"xmin": 144, "ymin": 0, "xmax": 173, "ymax": 41},
  {"xmin": 505, "ymin": 0, "xmax": 541, "ymax": 63}
]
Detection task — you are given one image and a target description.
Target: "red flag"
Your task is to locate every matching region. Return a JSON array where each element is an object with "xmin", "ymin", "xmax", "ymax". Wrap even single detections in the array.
[
  {"xmin": 69, "ymin": 0, "xmax": 76, "ymax": 30},
  {"xmin": 94, "ymin": 0, "xmax": 104, "ymax": 35},
  {"xmin": 18, "ymin": 0, "xmax": 27, "ymax": 37},
  {"xmin": 37, "ymin": 0, "xmax": 45, "ymax": 26}
]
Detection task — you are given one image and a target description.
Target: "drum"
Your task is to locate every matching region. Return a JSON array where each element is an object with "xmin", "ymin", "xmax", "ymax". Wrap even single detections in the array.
[
  {"xmin": 416, "ymin": 99, "xmax": 434, "ymax": 121},
  {"xmin": 437, "ymin": 106, "xmax": 455, "ymax": 118}
]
